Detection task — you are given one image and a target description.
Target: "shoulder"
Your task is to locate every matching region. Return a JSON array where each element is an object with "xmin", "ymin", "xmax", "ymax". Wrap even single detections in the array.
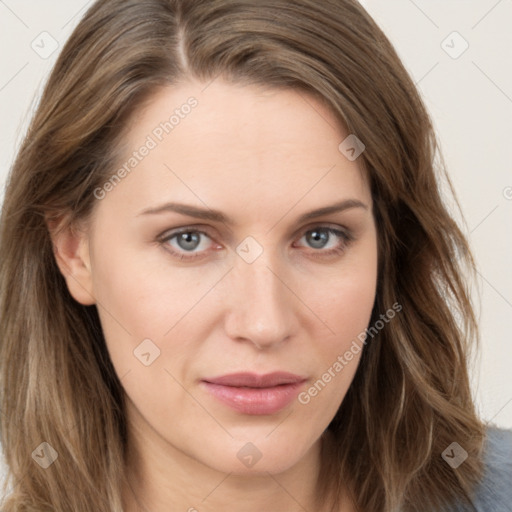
[{"xmin": 465, "ymin": 425, "xmax": 512, "ymax": 511}]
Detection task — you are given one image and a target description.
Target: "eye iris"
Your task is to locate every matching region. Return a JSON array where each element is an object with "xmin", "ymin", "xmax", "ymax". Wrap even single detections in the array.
[
  {"xmin": 307, "ymin": 229, "xmax": 329, "ymax": 249},
  {"xmin": 177, "ymin": 232, "xmax": 201, "ymax": 251}
]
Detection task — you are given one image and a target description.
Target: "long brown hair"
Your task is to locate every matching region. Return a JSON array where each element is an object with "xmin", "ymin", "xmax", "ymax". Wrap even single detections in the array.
[{"xmin": 0, "ymin": 1, "xmax": 486, "ymax": 510}]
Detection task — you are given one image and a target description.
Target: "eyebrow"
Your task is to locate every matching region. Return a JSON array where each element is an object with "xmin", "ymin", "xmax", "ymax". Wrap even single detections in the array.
[
  {"xmin": 137, "ymin": 198, "xmax": 368, "ymax": 225},
  {"xmin": 137, "ymin": 199, "xmax": 368, "ymax": 226}
]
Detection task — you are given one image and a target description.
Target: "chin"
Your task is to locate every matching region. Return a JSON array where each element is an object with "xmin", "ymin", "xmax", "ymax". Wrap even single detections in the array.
[{"xmin": 199, "ymin": 432, "xmax": 318, "ymax": 476}]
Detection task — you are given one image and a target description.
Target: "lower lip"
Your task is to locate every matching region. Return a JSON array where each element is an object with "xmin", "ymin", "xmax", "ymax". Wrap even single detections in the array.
[{"xmin": 200, "ymin": 381, "xmax": 306, "ymax": 415}]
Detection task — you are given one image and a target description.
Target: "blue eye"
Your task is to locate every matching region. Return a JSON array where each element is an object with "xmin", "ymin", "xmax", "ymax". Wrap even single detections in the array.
[
  {"xmin": 162, "ymin": 229, "xmax": 213, "ymax": 258},
  {"xmin": 302, "ymin": 227, "xmax": 343, "ymax": 249},
  {"xmin": 174, "ymin": 231, "xmax": 204, "ymax": 251},
  {"xmin": 159, "ymin": 225, "xmax": 353, "ymax": 262},
  {"xmin": 294, "ymin": 227, "xmax": 353, "ymax": 258}
]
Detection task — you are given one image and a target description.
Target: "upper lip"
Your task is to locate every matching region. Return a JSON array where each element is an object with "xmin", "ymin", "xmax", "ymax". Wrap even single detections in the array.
[{"xmin": 202, "ymin": 372, "xmax": 306, "ymax": 388}]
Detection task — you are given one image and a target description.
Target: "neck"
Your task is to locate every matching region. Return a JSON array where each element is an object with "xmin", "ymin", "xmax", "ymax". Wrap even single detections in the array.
[{"xmin": 121, "ymin": 411, "xmax": 340, "ymax": 511}]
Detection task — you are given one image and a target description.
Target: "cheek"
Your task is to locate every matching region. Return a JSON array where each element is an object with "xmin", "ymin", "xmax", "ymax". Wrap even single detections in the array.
[
  {"xmin": 295, "ymin": 273, "xmax": 376, "ymax": 421},
  {"xmin": 90, "ymin": 233, "xmax": 215, "ymax": 334},
  {"xmin": 299, "ymin": 238, "xmax": 378, "ymax": 399},
  {"xmin": 312, "ymin": 275, "xmax": 375, "ymax": 379},
  {"xmin": 89, "ymin": 244, "xmax": 211, "ymax": 425},
  {"xmin": 89, "ymin": 235, "xmax": 193, "ymax": 369},
  {"xmin": 308, "ymin": 242, "xmax": 378, "ymax": 352}
]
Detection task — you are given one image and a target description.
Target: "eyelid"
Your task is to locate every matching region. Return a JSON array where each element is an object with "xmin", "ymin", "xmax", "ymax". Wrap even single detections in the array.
[
  {"xmin": 159, "ymin": 225, "xmax": 223, "ymax": 243},
  {"xmin": 292, "ymin": 221, "xmax": 350, "ymax": 238}
]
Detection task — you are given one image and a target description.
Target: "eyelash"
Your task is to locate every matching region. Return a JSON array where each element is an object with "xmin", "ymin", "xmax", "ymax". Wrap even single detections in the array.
[{"xmin": 158, "ymin": 225, "xmax": 354, "ymax": 262}]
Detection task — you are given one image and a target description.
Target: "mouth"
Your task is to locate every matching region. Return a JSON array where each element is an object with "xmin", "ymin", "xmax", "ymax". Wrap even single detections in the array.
[{"xmin": 200, "ymin": 372, "xmax": 307, "ymax": 415}]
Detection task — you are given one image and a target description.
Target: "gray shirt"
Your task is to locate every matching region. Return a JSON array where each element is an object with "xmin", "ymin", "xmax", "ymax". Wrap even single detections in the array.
[{"xmin": 448, "ymin": 425, "xmax": 512, "ymax": 511}]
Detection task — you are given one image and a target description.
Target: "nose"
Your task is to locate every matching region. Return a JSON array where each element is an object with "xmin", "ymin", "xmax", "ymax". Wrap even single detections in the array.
[{"xmin": 222, "ymin": 251, "xmax": 296, "ymax": 350}]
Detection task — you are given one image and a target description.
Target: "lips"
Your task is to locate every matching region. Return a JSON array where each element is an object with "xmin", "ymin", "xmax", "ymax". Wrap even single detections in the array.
[
  {"xmin": 204, "ymin": 372, "xmax": 306, "ymax": 388},
  {"xmin": 200, "ymin": 372, "xmax": 307, "ymax": 415}
]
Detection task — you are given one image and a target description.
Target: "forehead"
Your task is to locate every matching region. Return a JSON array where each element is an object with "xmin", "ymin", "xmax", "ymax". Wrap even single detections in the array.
[{"xmin": 100, "ymin": 79, "xmax": 371, "ymax": 219}]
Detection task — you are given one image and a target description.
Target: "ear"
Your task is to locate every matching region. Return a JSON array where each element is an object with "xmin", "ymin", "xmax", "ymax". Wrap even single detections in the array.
[{"xmin": 46, "ymin": 215, "xmax": 96, "ymax": 306}]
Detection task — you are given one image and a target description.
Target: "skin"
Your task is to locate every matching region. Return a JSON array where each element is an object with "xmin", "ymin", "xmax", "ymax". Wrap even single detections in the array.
[{"xmin": 50, "ymin": 78, "xmax": 378, "ymax": 512}]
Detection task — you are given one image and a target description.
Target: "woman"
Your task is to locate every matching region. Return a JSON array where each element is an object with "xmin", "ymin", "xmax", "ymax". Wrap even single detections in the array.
[{"xmin": 0, "ymin": 0, "xmax": 510, "ymax": 511}]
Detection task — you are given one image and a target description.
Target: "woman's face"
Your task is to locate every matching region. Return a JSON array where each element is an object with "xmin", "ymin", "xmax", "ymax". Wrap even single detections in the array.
[{"xmin": 66, "ymin": 79, "xmax": 378, "ymax": 475}]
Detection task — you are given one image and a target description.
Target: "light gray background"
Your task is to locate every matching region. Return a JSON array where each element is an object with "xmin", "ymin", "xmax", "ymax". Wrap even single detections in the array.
[
  {"xmin": 1, "ymin": 0, "xmax": 511, "ymax": 487},
  {"xmin": 363, "ymin": 0, "xmax": 512, "ymax": 431}
]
